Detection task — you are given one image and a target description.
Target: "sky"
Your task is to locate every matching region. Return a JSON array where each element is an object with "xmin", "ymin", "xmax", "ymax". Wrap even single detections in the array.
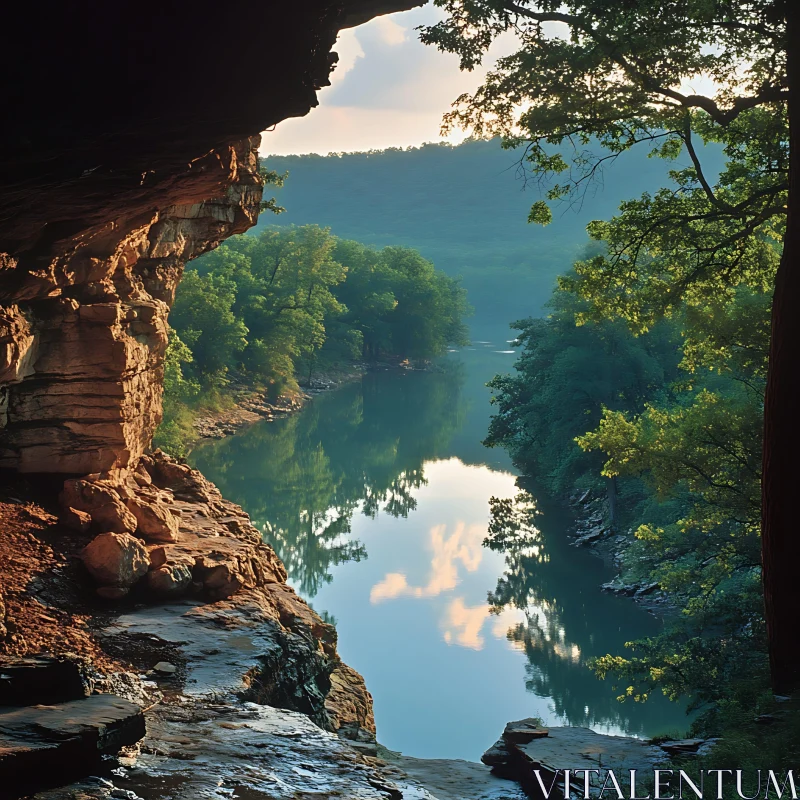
[
  {"xmin": 260, "ymin": 6, "xmax": 515, "ymax": 156},
  {"xmin": 260, "ymin": 5, "xmax": 719, "ymax": 157}
]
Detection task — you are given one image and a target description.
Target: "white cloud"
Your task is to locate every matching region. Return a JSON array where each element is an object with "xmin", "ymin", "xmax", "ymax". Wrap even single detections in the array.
[
  {"xmin": 372, "ymin": 16, "xmax": 407, "ymax": 46},
  {"xmin": 331, "ymin": 28, "xmax": 365, "ymax": 84},
  {"xmin": 369, "ymin": 520, "xmax": 484, "ymax": 603},
  {"xmin": 261, "ymin": 105, "xmax": 468, "ymax": 157},
  {"xmin": 261, "ymin": 5, "xmax": 517, "ymax": 156}
]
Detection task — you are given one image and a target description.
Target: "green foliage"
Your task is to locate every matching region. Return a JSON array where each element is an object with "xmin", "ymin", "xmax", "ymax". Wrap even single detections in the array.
[
  {"xmin": 484, "ymin": 271, "xmax": 681, "ymax": 496},
  {"xmin": 259, "ymin": 139, "xmax": 697, "ymax": 327},
  {"xmin": 168, "ymin": 270, "xmax": 248, "ymax": 387},
  {"xmin": 258, "ymin": 161, "xmax": 287, "ymax": 215},
  {"xmin": 155, "ymin": 225, "xmax": 470, "ymax": 454},
  {"xmin": 487, "ymin": 274, "xmax": 769, "ymax": 712},
  {"xmin": 420, "ymin": 1, "xmax": 786, "ymax": 279},
  {"xmin": 423, "ymin": 0, "xmax": 792, "ymax": 753}
]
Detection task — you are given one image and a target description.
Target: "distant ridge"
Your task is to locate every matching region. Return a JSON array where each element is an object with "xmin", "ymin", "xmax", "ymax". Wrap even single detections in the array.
[{"xmin": 260, "ymin": 138, "xmax": 722, "ymax": 328}]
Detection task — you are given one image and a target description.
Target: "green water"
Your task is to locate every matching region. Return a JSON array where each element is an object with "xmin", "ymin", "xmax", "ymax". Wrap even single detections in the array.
[{"xmin": 189, "ymin": 333, "xmax": 690, "ymax": 761}]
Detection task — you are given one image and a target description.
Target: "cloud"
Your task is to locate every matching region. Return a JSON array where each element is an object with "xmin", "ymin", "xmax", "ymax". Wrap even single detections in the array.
[
  {"xmin": 261, "ymin": 105, "xmax": 467, "ymax": 156},
  {"xmin": 261, "ymin": 6, "xmax": 517, "ymax": 156},
  {"xmin": 369, "ymin": 521, "xmax": 485, "ymax": 604},
  {"xmin": 370, "ymin": 572, "xmax": 410, "ymax": 603},
  {"xmin": 331, "ymin": 28, "xmax": 365, "ymax": 83},
  {"xmin": 372, "ymin": 16, "xmax": 408, "ymax": 46},
  {"xmin": 443, "ymin": 598, "xmax": 489, "ymax": 650}
]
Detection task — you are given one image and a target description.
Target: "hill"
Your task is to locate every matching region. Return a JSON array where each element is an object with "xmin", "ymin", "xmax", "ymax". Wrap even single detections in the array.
[{"xmin": 259, "ymin": 138, "xmax": 723, "ymax": 330}]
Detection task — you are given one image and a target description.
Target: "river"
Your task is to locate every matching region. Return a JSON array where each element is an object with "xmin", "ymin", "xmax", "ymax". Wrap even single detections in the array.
[{"xmin": 189, "ymin": 328, "xmax": 689, "ymax": 762}]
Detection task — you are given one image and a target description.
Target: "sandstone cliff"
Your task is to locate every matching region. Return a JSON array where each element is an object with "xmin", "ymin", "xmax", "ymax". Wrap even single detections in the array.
[
  {"xmin": 0, "ymin": 3, "xmax": 423, "ymax": 796},
  {"xmin": 0, "ymin": 1, "xmax": 423, "ymax": 474}
]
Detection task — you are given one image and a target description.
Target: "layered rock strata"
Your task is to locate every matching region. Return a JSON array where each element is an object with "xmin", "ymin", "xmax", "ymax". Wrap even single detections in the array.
[
  {"xmin": 0, "ymin": 1, "xmax": 422, "ymax": 475},
  {"xmin": 0, "ymin": 138, "xmax": 263, "ymax": 474},
  {"xmin": 59, "ymin": 452, "xmax": 367, "ymax": 732},
  {"xmin": 0, "ymin": 2, "xmax": 429, "ymax": 796}
]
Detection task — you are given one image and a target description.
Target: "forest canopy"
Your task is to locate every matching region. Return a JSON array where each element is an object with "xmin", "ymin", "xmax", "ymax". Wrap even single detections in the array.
[
  {"xmin": 155, "ymin": 225, "xmax": 470, "ymax": 454},
  {"xmin": 411, "ymin": 0, "xmax": 800, "ymax": 776}
]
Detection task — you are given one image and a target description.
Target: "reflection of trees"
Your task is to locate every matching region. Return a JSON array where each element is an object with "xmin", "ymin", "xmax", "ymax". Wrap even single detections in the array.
[
  {"xmin": 485, "ymin": 490, "xmax": 688, "ymax": 737},
  {"xmin": 190, "ymin": 365, "xmax": 466, "ymax": 597}
]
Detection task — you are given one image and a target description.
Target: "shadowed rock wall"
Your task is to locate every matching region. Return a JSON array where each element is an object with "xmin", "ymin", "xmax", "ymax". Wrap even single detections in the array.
[{"xmin": 0, "ymin": 0, "xmax": 423, "ymax": 474}]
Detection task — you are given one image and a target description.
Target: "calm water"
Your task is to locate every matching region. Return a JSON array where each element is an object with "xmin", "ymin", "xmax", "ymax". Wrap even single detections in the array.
[{"xmin": 190, "ymin": 331, "xmax": 689, "ymax": 761}]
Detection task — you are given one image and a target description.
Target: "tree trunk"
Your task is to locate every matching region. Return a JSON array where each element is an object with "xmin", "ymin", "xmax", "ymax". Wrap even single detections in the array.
[{"xmin": 761, "ymin": 1, "xmax": 800, "ymax": 696}]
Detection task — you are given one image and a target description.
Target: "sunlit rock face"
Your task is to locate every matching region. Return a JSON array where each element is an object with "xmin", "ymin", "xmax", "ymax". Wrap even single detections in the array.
[
  {"xmin": 0, "ymin": 137, "xmax": 262, "ymax": 473},
  {"xmin": 0, "ymin": 1, "xmax": 422, "ymax": 474}
]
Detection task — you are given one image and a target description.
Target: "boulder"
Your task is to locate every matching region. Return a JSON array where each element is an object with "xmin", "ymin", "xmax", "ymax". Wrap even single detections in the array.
[
  {"xmin": 145, "ymin": 563, "xmax": 193, "ymax": 597},
  {"xmin": 126, "ymin": 496, "xmax": 179, "ymax": 543},
  {"xmin": 148, "ymin": 545, "xmax": 167, "ymax": 569},
  {"xmin": 503, "ymin": 719, "xmax": 549, "ymax": 744},
  {"xmin": 481, "ymin": 739, "xmax": 512, "ymax": 768},
  {"xmin": 133, "ymin": 463, "xmax": 152, "ymax": 486},
  {"xmin": 0, "ymin": 656, "xmax": 88, "ymax": 706},
  {"xmin": 60, "ymin": 479, "xmax": 137, "ymax": 534},
  {"xmin": 58, "ymin": 506, "xmax": 92, "ymax": 532},
  {"xmin": 82, "ymin": 532, "xmax": 149, "ymax": 587}
]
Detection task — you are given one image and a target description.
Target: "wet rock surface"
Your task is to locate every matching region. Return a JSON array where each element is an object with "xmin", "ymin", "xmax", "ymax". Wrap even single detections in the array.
[
  {"xmin": 481, "ymin": 719, "xmax": 721, "ymax": 798},
  {"xmin": 384, "ymin": 754, "xmax": 528, "ymax": 800},
  {"xmin": 1, "ymin": 464, "xmax": 541, "ymax": 799},
  {"xmin": 0, "ymin": 656, "xmax": 89, "ymax": 706},
  {"xmin": 482, "ymin": 720, "xmax": 665, "ymax": 796},
  {"xmin": 0, "ymin": 692, "xmax": 145, "ymax": 793}
]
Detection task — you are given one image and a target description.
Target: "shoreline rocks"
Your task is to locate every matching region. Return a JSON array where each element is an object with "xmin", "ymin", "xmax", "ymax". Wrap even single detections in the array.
[
  {"xmin": 481, "ymin": 718, "xmax": 719, "ymax": 798},
  {"xmin": 189, "ymin": 367, "xmax": 366, "ymax": 446},
  {"xmin": 567, "ymin": 490, "xmax": 671, "ymax": 611}
]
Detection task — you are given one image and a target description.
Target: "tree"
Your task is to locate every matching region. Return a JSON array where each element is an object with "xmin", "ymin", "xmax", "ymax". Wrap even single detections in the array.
[
  {"xmin": 168, "ymin": 270, "xmax": 248, "ymax": 387},
  {"xmin": 485, "ymin": 282, "xmax": 680, "ymax": 501},
  {"xmin": 422, "ymin": 0, "xmax": 797, "ymax": 694}
]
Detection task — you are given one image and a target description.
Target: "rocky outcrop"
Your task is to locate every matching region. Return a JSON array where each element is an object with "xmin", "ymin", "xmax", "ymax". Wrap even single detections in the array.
[
  {"xmin": 62, "ymin": 452, "xmax": 288, "ymax": 601},
  {"xmin": 0, "ymin": 138, "xmax": 263, "ymax": 474},
  {"xmin": 1, "ymin": 694, "xmax": 145, "ymax": 793},
  {"xmin": 82, "ymin": 532, "xmax": 150, "ymax": 588},
  {"xmin": 481, "ymin": 719, "xmax": 722, "ymax": 799},
  {"xmin": 482, "ymin": 720, "xmax": 667, "ymax": 797},
  {"xmin": 326, "ymin": 662, "xmax": 378, "ymax": 745},
  {"xmin": 0, "ymin": 1, "xmax": 422, "ymax": 476},
  {"xmin": 0, "ymin": 3, "xmax": 431, "ymax": 797}
]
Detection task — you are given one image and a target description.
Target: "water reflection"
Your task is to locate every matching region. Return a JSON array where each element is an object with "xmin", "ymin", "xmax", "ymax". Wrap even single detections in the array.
[
  {"xmin": 371, "ymin": 521, "xmax": 485, "ymax": 604},
  {"xmin": 484, "ymin": 486, "xmax": 685, "ymax": 736},
  {"xmin": 190, "ymin": 364, "xmax": 467, "ymax": 597},
  {"xmin": 190, "ymin": 344, "xmax": 689, "ymax": 759}
]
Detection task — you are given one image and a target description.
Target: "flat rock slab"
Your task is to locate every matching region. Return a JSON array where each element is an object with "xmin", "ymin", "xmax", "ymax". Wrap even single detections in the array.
[
  {"xmin": 385, "ymin": 754, "xmax": 528, "ymax": 800},
  {"xmin": 515, "ymin": 727, "xmax": 664, "ymax": 774},
  {"xmin": 103, "ymin": 597, "xmax": 286, "ymax": 698},
  {"xmin": 483, "ymin": 724, "xmax": 667, "ymax": 798},
  {"xmin": 100, "ymin": 701, "xmax": 413, "ymax": 799},
  {"xmin": 0, "ymin": 694, "xmax": 144, "ymax": 786},
  {"xmin": 0, "ymin": 657, "xmax": 88, "ymax": 706}
]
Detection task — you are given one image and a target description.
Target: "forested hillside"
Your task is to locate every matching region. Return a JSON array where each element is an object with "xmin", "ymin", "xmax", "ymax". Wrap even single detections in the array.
[
  {"xmin": 155, "ymin": 226, "xmax": 469, "ymax": 454},
  {"xmin": 259, "ymin": 139, "xmax": 722, "ymax": 327},
  {"xmin": 424, "ymin": 0, "xmax": 796, "ymax": 774}
]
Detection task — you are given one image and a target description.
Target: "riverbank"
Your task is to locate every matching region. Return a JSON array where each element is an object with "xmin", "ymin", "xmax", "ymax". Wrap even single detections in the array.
[
  {"xmin": 168, "ymin": 360, "xmax": 441, "ymax": 457},
  {"xmin": 0, "ymin": 455, "xmax": 532, "ymax": 799},
  {"xmin": 565, "ymin": 489, "xmax": 672, "ymax": 613},
  {"xmin": 190, "ymin": 366, "xmax": 365, "ymax": 446}
]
